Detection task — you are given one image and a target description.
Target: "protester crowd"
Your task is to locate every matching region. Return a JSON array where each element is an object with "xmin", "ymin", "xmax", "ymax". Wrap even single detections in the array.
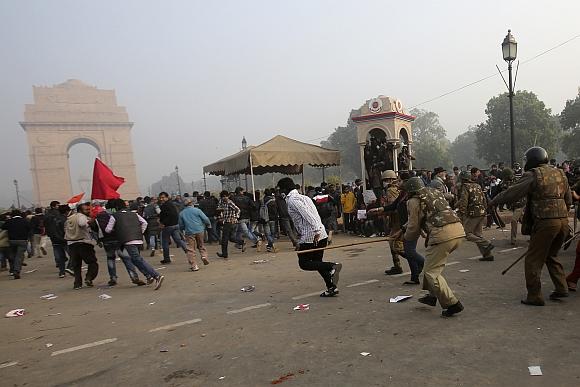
[{"xmin": 1, "ymin": 152, "xmax": 578, "ymax": 316}]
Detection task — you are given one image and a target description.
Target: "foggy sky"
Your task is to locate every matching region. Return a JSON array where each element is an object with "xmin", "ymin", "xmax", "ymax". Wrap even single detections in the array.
[{"xmin": 1, "ymin": 0, "xmax": 579, "ymax": 207}]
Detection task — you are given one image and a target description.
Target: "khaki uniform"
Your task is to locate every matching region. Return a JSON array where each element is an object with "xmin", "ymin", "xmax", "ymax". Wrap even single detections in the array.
[
  {"xmin": 457, "ymin": 181, "xmax": 493, "ymax": 258},
  {"xmin": 491, "ymin": 165, "xmax": 572, "ymax": 302},
  {"xmin": 385, "ymin": 184, "xmax": 404, "ymax": 269},
  {"xmin": 499, "ymin": 179, "xmax": 526, "ymax": 244},
  {"xmin": 405, "ymin": 187, "xmax": 465, "ymax": 308}
]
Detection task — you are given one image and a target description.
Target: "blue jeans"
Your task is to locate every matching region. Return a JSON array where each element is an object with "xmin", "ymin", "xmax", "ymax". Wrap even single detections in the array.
[
  {"xmin": 206, "ymin": 216, "xmax": 219, "ymax": 242},
  {"xmin": 235, "ymin": 219, "xmax": 258, "ymax": 244},
  {"xmin": 104, "ymin": 242, "xmax": 139, "ymax": 281},
  {"xmin": 9, "ymin": 240, "xmax": 27, "ymax": 274},
  {"xmin": 403, "ymin": 239, "xmax": 425, "ymax": 281},
  {"xmin": 124, "ymin": 244, "xmax": 159, "ymax": 279},
  {"xmin": 53, "ymin": 244, "xmax": 68, "ymax": 275},
  {"xmin": 279, "ymin": 218, "xmax": 297, "ymax": 245},
  {"xmin": 161, "ymin": 225, "xmax": 187, "ymax": 260},
  {"xmin": 260, "ymin": 221, "xmax": 275, "ymax": 246}
]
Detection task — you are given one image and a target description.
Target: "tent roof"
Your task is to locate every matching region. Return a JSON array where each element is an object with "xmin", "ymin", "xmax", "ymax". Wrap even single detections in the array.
[{"xmin": 203, "ymin": 135, "xmax": 340, "ymax": 176}]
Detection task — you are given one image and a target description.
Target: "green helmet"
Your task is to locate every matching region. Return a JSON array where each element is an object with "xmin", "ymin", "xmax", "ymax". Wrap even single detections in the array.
[
  {"xmin": 501, "ymin": 168, "xmax": 514, "ymax": 181},
  {"xmin": 459, "ymin": 171, "xmax": 471, "ymax": 181},
  {"xmin": 403, "ymin": 177, "xmax": 425, "ymax": 193}
]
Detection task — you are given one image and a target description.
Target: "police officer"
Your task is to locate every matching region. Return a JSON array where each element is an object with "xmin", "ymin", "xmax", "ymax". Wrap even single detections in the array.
[
  {"xmin": 382, "ymin": 170, "xmax": 405, "ymax": 275},
  {"xmin": 489, "ymin": 147, "xmax": 572, "ymax": 306},
  {"xmin": 498, "ymin": 168, "xmax": 526, "ymax": 245},
  {"xmin": 404, "ymin": 177, "xmax": 466, "ymax": 317},
  {"xmin": 457, "ymin": 171, "xmax": 495, "ymax": 261}
]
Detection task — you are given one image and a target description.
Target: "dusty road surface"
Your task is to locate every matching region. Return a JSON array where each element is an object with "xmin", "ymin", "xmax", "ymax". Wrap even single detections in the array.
[{"xmin": 1, "ymin": 226, "xmax": 579, "ymax": 387}]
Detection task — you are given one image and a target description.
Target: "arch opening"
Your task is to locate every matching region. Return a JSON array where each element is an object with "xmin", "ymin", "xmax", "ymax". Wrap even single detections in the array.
[{"xmin": 68, "ymin": 140, "xmax": 100, "ymax": 198}]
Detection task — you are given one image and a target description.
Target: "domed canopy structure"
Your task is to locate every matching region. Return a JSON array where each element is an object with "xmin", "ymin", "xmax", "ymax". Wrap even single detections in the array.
[{"xmin": 350, "ymin": 96, "xmax": 415, "ymax": 191}]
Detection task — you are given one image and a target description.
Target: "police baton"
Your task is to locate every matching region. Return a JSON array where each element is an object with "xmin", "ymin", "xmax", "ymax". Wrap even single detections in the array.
[{"xmin": 501, "ymin": 250, "xmax": 528, "ymax": 275}]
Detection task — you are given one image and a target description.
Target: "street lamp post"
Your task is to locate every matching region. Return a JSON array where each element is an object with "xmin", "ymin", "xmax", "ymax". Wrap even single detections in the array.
[
  {"xmin": 175, "ymin": 166, "xmax": 182, "ymax": 195},
  {"xmin": 502, "ymin": 29, "xmax": 518, "ymax": 167},
  {"xmin": 13, "ymin": 179, "xmax": 20, "ymax": 208}
]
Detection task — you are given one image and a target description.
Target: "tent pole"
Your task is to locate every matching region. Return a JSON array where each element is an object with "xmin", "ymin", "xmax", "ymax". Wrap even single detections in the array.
[
  {"xmin": 301, "ymin": 166, "xmax": 305, "ymax": 194},
  {"xmin": 249, "ymin": 151, "xmax": 256, "ymax": 200}
]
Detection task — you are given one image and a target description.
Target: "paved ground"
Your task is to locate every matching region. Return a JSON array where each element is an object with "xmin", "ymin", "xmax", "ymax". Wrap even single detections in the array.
[{"xmin": 1, "ymin": 224, "xmax": 579, "ymax": 387}]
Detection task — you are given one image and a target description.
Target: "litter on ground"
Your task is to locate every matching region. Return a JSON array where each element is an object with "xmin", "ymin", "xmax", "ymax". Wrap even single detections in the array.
[
  {"xmin": 293, "ymin": 304, "xmax": 310, "ymax": 311},
  {"xmin": 98, "ymin": 294, "xmax": 112, "ymax": 300},
  {"xmin": 528, "ymin": 366, "xmax": 542, "ymax": 376},
  {"xmin": 389, "ymin": 295, "xmax": 413, "ymax": 303}
]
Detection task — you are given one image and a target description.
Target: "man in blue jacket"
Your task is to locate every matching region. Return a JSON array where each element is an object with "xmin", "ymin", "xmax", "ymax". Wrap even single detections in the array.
[{"xmin": 179, "ymin": 198, "xmax": 211, "ymax": 271}]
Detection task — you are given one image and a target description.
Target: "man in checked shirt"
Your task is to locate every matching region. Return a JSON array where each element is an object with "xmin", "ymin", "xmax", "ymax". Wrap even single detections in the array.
[
  {"xmin": 278, "ymin": 178, "xmax": 342, "ymax": 297},
  {"xmin": 216, "ymin": 190, "xmax": 241, "ymax": 259}
]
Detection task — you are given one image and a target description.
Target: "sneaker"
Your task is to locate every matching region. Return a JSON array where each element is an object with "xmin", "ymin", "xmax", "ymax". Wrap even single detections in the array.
[
  {"xmin": 418, "ymin": 295, "xmax": 437, "ymax": 307},
  {"xmin": 403, "ymin": 279, "xmax": 420, "ymax": 285},
  {"xmin": 385, "ymin": 266, "xmax": 403, "ymax": 275},
  {"xmin": 154, "ymin": 275, "xmax": 165, "ymax": 290},
  {"xmin": 146, "ymin": 277, "xmax": 155, "ymax": 285},
  {"xmin": 59, "ymin": 273, "xmax": 66, "ymax": 278},
  {"xmin": 150, "ymin": 250, "xmax": 155, "ymax": 257},
  {"xmin": 441, "ymin": 301, "xmax": 464, "ymax": 318},
  {"xmin": 40, "ymin": 246, "xmax": 47, "ymax": 255},
  {"xmin": 478, "ymin": 256, "xmax": 494, "ymax": 262},
  {"xmin": 320, "ymin": 287, "xmax": 339, "ymax": 297},
  {"xmin": 330, "ymin": 263, "xmax": 342, "ymax": 287},
  {"xmin": 159, "ymin": 259, "xmax": 171, "ymax": 264},
  {"xmin": 85, "ymin": 280, "xmax": 94, "ymax": 287},
  {"xmin": 216, "ymin": 252, "xmax": 228, "ymax": 259},
  {"xmin": 132, "ymin": 278, "xmax": 147, "ymax": 286},
  {"xmin": 190, "ymin": 265, "xmax": 200, "ymax": 272},
  {"xmin": 108, "ymin": 279, "xmax": 118, "ymax": 286},
  {"xmin": 201, "ymin": 257, "xmax": 210, "ymax": 265},
  {"xmin": 13, "ymin": 273, "xmax": 21, "ymax": 280},
  {"xmin": 65, "ymin": 268, "xmax": 74, "ymax": 275},
  {"xmin": 74, "ymin": 285, "xmax": 82, "ymax": 290}
]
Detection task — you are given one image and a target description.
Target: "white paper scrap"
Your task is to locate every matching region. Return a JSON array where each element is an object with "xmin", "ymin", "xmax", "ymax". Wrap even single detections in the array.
[
  {"xmin": 528, "ymin": 366, "xmax": 542, "ymax": 376},
  {"xmin": 40, "ymin": 294, "xmax": 55, "ymax": 299},
  {"xmin": 459, "ymin": 269, "xmax": 470, "ymax": 273},
  {"xmin": 360, "ymin": 352, "xmax": 371, "ymax": 357},
  {"xmin": 389, "ymin": 295, "xmax": 413, "ymax": 303},
  {"xmin": 98, "ymin": 294, "xmax": 112, "ymax": 300}
]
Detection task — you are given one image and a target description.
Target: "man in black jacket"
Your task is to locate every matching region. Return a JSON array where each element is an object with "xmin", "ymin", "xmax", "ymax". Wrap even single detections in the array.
[
  {"xmin": 3, "ymin": 209, "xmax": 32, "ymax": 279},
  {"xmin": 96, "ymin": 201, "xmax": 145, "ymax": 286},
  {"xmin": 105, "ymin": 199, "xmax": 164, "ymax": 290},
  {"xmin": 198, "ymin": 191, "xmax": 219, "ymax": 243},
  {"xmin": 232, "ymin": 187, "xmax": 260, "ymax": 251},
  {"xmin": 45, "ymin": 204, "xmax": 72, "ymax": 278},
  {"xmin": 158, "ymin": 192, "xmax": 188, "ymax": 264}
]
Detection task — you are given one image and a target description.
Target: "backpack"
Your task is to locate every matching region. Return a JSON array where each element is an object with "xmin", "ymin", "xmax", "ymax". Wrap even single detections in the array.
[
  {"xmin": 64, "ymin": 213, "xmax": 84, "ymax": 241},
  {"xmin": 259, "ymin": 201, "xmax": 269, "ymax": 222}
]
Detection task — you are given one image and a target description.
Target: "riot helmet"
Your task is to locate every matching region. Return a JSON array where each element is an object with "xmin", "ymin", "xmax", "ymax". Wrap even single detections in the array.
[
  {"xmin": 523, "ymin": 147, "xmax": 549, "ymax": 171},
  {"xmin": 403, "ymin": 177, "xmax": 425, "ymax": 194}
]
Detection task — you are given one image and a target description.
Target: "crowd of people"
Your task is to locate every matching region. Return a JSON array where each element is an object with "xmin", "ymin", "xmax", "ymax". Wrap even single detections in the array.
[{"xmin": 1, "ymin": 147, "xmax": 578, "ymax": 317}]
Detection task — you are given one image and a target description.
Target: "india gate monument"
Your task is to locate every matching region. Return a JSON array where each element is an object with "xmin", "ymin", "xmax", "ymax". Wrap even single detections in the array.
[{"xmin": 20, "ymin": 79, "xmax": 140, "ymax": 205}]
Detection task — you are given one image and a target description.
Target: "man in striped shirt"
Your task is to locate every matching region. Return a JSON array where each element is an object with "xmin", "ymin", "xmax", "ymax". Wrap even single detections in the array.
[{"xmin": 278, "ymin": 178, "xmax": 342, "ymax": 297}]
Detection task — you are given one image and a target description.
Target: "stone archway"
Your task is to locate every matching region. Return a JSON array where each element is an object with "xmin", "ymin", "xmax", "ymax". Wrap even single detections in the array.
[{"xmin": 20, "ymin": 80, "xmax": 140, "ymax": 205}]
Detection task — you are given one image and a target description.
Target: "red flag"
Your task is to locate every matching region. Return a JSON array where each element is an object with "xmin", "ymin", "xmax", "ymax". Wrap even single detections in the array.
[
  {"xmin": 67, "ymin": 192, "xmax": 85, "ymax": 204},
  {"xmin": 91, "ymin": 158, "xmax": 125, "ymax": 200}
]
